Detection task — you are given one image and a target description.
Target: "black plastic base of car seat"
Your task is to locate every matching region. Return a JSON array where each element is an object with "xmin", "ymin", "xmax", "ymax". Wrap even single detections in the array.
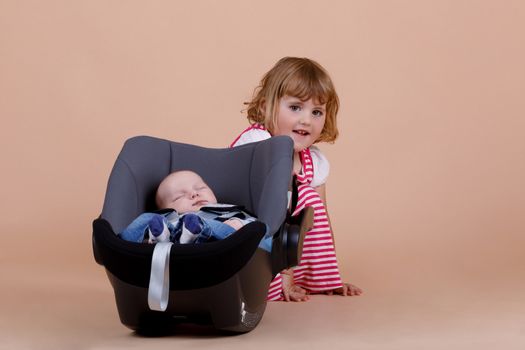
[{"xmin": 107, "ymin": 248, "xmax": 272, "ymax": 333}]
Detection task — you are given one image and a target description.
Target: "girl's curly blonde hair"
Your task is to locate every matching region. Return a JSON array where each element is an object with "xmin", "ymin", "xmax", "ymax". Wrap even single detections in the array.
[{"xmin": 245, "ymin": 57, "xmax": 339, "ymax": 143}]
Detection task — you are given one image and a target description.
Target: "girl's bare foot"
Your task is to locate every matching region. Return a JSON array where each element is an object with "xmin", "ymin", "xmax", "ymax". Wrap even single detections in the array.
[{"xmin": 325, "ymin": 282, "xmax": 363, "ymax": 296}]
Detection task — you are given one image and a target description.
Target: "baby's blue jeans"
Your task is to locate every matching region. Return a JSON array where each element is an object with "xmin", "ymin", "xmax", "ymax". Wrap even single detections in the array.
[{"xmin": 119, "ymin": 212, "xmax": 271, "ymax": 252}]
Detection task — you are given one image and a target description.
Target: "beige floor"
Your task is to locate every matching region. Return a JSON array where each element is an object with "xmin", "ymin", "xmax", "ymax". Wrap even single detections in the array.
[{"xmin": 2, "ymin": 252, "xmax": 524, "ymax": 350}]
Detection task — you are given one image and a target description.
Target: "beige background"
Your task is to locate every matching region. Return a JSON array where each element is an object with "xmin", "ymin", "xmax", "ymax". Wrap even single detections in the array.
[{"xmin": 1, "ymin": 0, "xmax": 524, "ymax": 349}]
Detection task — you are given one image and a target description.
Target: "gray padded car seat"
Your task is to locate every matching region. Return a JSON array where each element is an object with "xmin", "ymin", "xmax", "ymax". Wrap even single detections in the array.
[{"xmin": 92, "ymin": 135, "xmax": 311, "ymax": 333}]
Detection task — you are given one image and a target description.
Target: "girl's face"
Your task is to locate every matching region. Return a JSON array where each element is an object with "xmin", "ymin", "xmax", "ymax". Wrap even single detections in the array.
[{"xmin": 273, "ymin": 95, "xmax": 326, "ymax": 153}]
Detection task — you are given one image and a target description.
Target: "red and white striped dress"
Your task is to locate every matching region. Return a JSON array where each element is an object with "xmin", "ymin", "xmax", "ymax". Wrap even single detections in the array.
[{"xmin": 231, "ymin": 125, "xmax": 344, "ymax": 301}]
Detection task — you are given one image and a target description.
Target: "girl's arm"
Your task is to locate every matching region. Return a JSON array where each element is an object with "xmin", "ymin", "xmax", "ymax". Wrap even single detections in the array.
[{"xmin": 314, "ymin": 183, "xmax": 336, "ymax": 245}]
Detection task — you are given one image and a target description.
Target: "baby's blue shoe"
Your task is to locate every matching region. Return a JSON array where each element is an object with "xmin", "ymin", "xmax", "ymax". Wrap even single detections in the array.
[
  {"xmin": 147, "ymin": 215, "xmax": 170, "ymax": 244},
  {"xmin": 179, "ymin": 214, "xmax": 204, "ymax": 244}
]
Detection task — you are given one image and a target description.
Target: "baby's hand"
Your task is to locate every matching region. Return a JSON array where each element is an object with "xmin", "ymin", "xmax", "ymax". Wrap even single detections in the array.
[
  {"xmin": 325, "ymin": 282, "xmax": 363, "ymax": 296},
  {"xmin": 281, "ymin": 269, "xmax": 309, "ymax": 302},
  {"xmin": 224, "ymin": 218, "xmax": 244, "ymax": 231}
]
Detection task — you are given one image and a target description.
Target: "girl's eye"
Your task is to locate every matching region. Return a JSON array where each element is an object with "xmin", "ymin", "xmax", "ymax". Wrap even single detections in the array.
[
  {"xmin": 290, "ymin": 105, "xmax": 300, "ymax": 112},
  {"xmin": 313, "ymin": 110, "xmax": 324, "ymax": 117}
]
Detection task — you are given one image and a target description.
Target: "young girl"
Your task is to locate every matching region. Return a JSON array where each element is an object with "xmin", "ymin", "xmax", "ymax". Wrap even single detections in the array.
[{"xmin": 231, "ymin": 57, "xmax": 363, "ymax": 302}]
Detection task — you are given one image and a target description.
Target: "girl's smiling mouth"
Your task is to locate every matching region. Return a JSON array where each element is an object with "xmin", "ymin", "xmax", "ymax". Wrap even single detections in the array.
[{"xmin": 293, "ymin": 129, "xmax": 310, "ymax": 136}]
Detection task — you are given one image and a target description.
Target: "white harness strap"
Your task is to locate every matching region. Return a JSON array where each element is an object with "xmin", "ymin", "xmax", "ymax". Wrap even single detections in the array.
[{"xmin": 148, "ymin": 242, "xmax": 173, "ymax": 311}]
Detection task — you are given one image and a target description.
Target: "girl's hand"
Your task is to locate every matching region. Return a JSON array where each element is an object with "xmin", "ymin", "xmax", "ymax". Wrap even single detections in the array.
[
  {"xmin": 281, "ymin": 269, "xmax": 310, "ymax": 302},
  {"xmin": 325, "ymin": 282, "xmax": 363, "ymax": 296},
  {"xmin": 284, "ymin": 285, "xmax": 310, "ymax": 302}
]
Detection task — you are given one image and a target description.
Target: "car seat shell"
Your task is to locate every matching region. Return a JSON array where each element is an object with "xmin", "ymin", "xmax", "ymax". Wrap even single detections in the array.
[{"xmin": 93, "ymin": 135, "xmax": 309, "ymax": 333}]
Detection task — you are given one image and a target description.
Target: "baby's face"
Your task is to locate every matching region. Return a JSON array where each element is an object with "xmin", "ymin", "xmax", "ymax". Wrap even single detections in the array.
[{"xmin": 156, "ymin": 171, "xmax": 217, "ymax": 213}]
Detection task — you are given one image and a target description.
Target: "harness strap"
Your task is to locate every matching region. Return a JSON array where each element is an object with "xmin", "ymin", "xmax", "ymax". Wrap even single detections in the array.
[{"xmin": 148, "ymin": 242, "xmax": 173, "ymax": 311}]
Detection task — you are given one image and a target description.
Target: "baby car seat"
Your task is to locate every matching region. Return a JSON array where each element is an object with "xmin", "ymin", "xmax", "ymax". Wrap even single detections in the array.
[{"xmin": 92, "ymin": 135, "xmax": 312, "ymax": 333}]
